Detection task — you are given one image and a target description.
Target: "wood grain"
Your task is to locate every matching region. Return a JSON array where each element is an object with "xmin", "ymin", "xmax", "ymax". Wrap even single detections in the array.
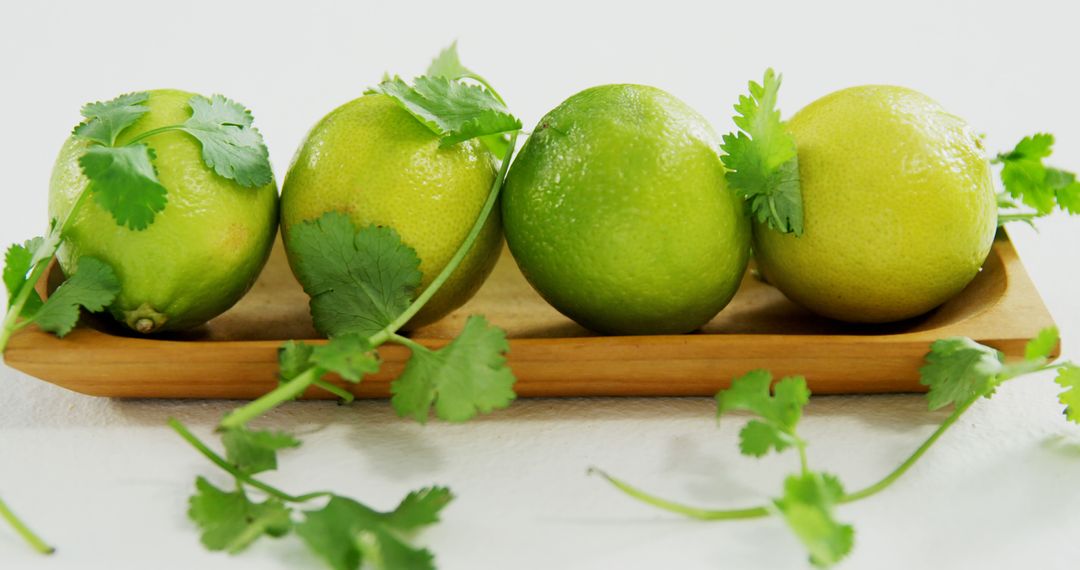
[{"xmin": 3, "ymin": 231, "xmax": 1057, "ymax": 399}]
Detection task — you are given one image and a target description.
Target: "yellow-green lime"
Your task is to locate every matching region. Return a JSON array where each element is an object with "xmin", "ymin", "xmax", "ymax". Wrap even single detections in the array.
[
  {"xmin": 49, "ymin": 89, "xmax": 279, "ymax": 333},
  {"xmin": 280, "ymin": 94, "xmax": 502, "ymax": 329},
  {"xmin": 754, "ymin": 85, "xmax": 998, "ymax": 323},
  {"xmin": 502, "ymin": 84, "xmax": 751, "ymax": 335}
]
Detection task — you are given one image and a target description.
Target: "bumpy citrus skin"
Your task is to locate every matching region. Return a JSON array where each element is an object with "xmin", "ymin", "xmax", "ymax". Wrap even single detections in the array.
[
  {"xmin": 502, "ymin": 84, "xmax": 751, "ymax": 335},
  {"xmin": 49, "ymin": 89, "xmax": 279, "ymax": 333},
  {"xmin": 280, "ymin": 94, "xmax": 502, "ymax": 329},
  {"xmin": 754, "ymin": 86, "xmax": 998, "ymax": 323}
]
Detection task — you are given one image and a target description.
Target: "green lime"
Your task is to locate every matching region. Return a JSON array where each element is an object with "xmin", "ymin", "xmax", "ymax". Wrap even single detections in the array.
[
  {"xmin": 280, "ymin": 94, "xmax": 502, "ymax": 329},
  {"xmin": 49, "ymin": 89, "xmax": 279, "ymax": 334},
  {"xmin": 754, "ymin": 85, "xmax": 998, "ymax": 323},
  {"xmin": 502, "ymin": 84, "xmax": 750, "ymax": 335}
]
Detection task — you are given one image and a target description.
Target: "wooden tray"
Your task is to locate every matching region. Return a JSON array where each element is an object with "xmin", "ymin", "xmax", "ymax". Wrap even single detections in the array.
[{"xmin": 2, "ymin": 231, "xmax": 1058, "ymax": 399}]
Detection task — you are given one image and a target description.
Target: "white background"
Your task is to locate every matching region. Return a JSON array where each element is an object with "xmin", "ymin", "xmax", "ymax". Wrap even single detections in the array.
[{"xmin": 3, "ymin": 1, "xmax": 1080, "ymax": 568}]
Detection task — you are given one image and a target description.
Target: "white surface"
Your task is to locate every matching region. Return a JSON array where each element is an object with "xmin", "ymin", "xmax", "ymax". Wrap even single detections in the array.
[{"xmin": 2, "ymin": 1, "xmax": 1080, "ymax": 568}]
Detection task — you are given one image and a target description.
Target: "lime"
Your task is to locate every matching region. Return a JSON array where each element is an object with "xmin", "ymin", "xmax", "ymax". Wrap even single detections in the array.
[
  {"xmin": 280, "ymin": 94, "xmax": 501, "ymax": 329},
  {"xmin": 49, "ymin": 89, "xmax": 279, "ymax": 334},
  {"xmin": 502, "ymin": 84, "xmax": 751, "ymax": 335},
  {"xmin": 754, "ymin": 85, "xmax": 998, "ymax": 323}
]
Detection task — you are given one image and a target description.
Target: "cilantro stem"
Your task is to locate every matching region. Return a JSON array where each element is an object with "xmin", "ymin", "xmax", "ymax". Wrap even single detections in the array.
[
  {"xmin": 389, "ymin": 332, "xmax": 425, "ymax": 352},
  {"xmin": 588, "ymin": 468, "xmax": 770, "ymax": 521},
  {"xmin": 218, "ymin": 367, "xmax": 321, "ymax": 430},
  {"xmin": 169, "ymin": 418, "xmax": 330, "ymax": 503},
  {"xmin": 313, "ymin": 379, "xmax": 355, "ymax": 404},
  {"xmin": 839, "ymin": 399, "xmax": 973, "ymax": 503},
  {"xmin": 378, "ymin": 132, "xmax": 519, "ymax": 335},
  {"xmin": 0, "ymin": 495, "xmax": 55, "ymax": 555},
  {"xmin": 124, "ymin": 125, "xmax": 186, "ymax": 145}
]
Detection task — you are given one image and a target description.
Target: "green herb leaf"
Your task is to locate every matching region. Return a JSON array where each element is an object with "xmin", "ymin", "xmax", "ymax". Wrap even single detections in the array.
[
  {"xmin": 391, "ymin": 315, "xmax": 516, "ymax": 423},
  {"xmin": 774, "ymin": 472, "xmax": 854, "ymax": 568},
  {"xmin": 426, "ymin": 41, "xmax": 474, "ymax": 80},
  {"xmin": 1025, "ymin": 326, "xmax": 1059, "ymax": 361},
  {"xmin": 1055, "ymin": 363, "xmax": 1080, "ymax": 424},
  {"xmin": 73, "ymin": 92, "xmax": 150, "ymax": 146},
  {"xmin": 30, "ymin": 256, "xmax": 119, "ymax": 337},
  {"xmin": 368, "ymin": 75, "xmax": 521, "ymax": 148},
  {"xmin": 919, "ymin": 337, "xmax": 1004, "ymax": 410},
  {"xmin": 188, "ymin": 476, "xmax": 292, "ymax": 554},
  {"xmin": 720, "ymin": 69, "xmax": 803, "ymax": 235},
  {"xmin": 716, "ymin": 370, "xmax": 809, "ymax": 457},
  {"xmin": 79, "ymin": 145, "xmax": 168, "ymax": 230},
  {"xmin": 310, "ymin": 335, "xmax": 380, "ymax": 383},
  {"xmin": 3, "ymin": 238, "xmax": 46, "ymax": 316},
  {"xmin": 179, "ymin": 95, "xmax": 273, "ymax": 188},
  {"xmin": 383, "ymin": 487, "xmax": 453, "ymax": 531},
  {"xmin": 287, "ymin": 212, "xmax": 422, "ymax": 338},
  {"xmin": 221, "ymin": 427, "xmax": 301, "ymax": 476},
  {"xmin": 278, "ymin": 340, "xmax": 316, "ymax": 382},
  {"xmin": 997, "ymin": 134, "xmax": 1080, "ymax": 221},
  {"xmin": 296, "ymin": 496, "xmax": 437, "ymax": 570}
]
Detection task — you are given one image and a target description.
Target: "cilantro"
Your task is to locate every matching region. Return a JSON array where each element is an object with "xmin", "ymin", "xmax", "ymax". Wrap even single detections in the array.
[
  {"xmin": 222, "ymin": 428, "xmax": 301, "ymax": 476},
  {"xmin": 775, "ymin": 472, "xmax": 854, "ymax": 568},
  {"xmin": 368, "ymin": 75, "xmax": 521, "ymax": 149},
  {"xmin": 1056, "ymin": 364, "xmax": 1080, "ymax": 424},
  {"xmin": 391, "ymin": 315, "xmax": 517, "ymax": 423},
  {"xmin": 278, "ymin": 340, "xmax": 316, "ymax": 382},
  {"xmin": 919, "ymin": 337, "xmax": 1004, "ymax": 409},
  {"xmin": 188, "ymin": 477, "xmax": 291, "ymax": 553},
  {"xmin": 716, "ymin": 370, "xmax": 809, "ymax": 456},
  {"xmin": 79, "ymin": 145, "xmax": 168, "ymax": 231},
  {"xmin": 178, "ymin": 95, "xmax": 273, "ymax": 188},
  {"xmin": 595, "ymin": 327, "xmax": 1075, "ymax": 567},
  {"xmin": 720, "ymin": 69, "xmax": 804, "ymax": 235},
  {"xmin": 426, "ymin": 41, "xmax": 474, "ymax": 80},
  {"xmin": 72, "ymin": 92, "xmax": 150, "ymax": 146},
  {"xmin": 4, "ymin": 238, "xmax": 45, "ymax": 316},
  {"xmin": 0, "ymin": 495, "xmax": 54, "ymax": 555},
  {"xmin": 296, "ymin": 494, "xmax": 448, "ymax": 570},
  {"xmin": 309, "ymin": 335, "xmax": 381, "ymax": 383},
  {"xmin": 171, "ymin": 420, "xmax": 450, "ymax": 570},
  {"xmin": 996, "ymin": 134, "xmax": 1080, "ymax": 224},
  {"xmin": 287, "ymin": 212, "xmax": 422, "ymax": 338},
  {"xmin": 29, "ymin": 257, "xmax": 120, "ymax": 337}
]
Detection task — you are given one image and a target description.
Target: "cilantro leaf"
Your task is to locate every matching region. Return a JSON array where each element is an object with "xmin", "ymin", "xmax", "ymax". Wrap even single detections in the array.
[
  {"xmin": 221, "ymin": 427, "xmax": 301, "ymax": 476},
  {"xmin": 391, "ymin": 315, "xmax": 517, "ymax": 423},
  {"xmin": 309, "ymin": 335, "xmax": 380, "ymax": 383},
  {"xmin": 997, "ymin": 134, "xmax": 1080, "ymax": 220},
  {"xmin": 278, "ymin": 340, "xmax": 316, "ymax": 382},
  {"xmin": 774, "ymin": 472, "xmax": 854, "ymax": 568},
  {"xmin": 30, "ymin": 256, "xmax": 119, "ymax": 337},
  {"xmin": 79, "ymin": 145, "xmax": 168, "ymax": 230},
  {"xmin": 295, "ymin": 496, "xmax": 436, "ymax": 570},
  {"xmin": 720, "ymin": 69, "xmax": 804, "ymax": 235},
  {"xmin": 368, "ymin": 75, "xmax": 521, "ymax": 148},
  {"xmin": 1055, "ymin": 364, "xmax": 1080, "ymax": 424},
  {"xmin": 179, "ymin": 95, "xmax": 273, "ymax": 188},
  {"xmin": 288, "ymin": 212, "xmax": 422, "ymax": 338},
  {"xmin": 1025, "ymin": 326, "xmax": 1059, "ymax": 361},
  {"xmin": 72, "ymin": 92, "xmax": 150, "ymax": 146},
  {"xmin": 426, "ymin": 41, "xmax": 474, "ymax": 80},
  {"xmin": 4, "ymin": 238, "xmax": 45, "ymax": 315},
  {"xmin": 188, "ymin": 477, "xmax": 292, "ymax": 554},
  {"xmin": 716, "ymin": 370, "xmax": 809, "ymax": 457},
  {"xmin": 383, "ymin": 486, "xmax": 453, "ymax": 531},
  {"xmin": 919, "ymin": 337, "xmax": 1005, "ymax": 410}
]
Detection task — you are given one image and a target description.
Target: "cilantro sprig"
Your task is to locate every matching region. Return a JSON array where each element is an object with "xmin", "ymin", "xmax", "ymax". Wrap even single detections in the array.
[
  {"xmin": 170, "ymin": 421, "xmax": 451, "ymax": 569},
  {"xmin": 176, "ymin": 44, "xmax": 519, "ymax": 569},
  {"xmin": 720, "ymin": 69, "xmax": 804, "ymax": 235},
  {"xmin": 995, "ymin": 134, "xmax": 1080, "ymax": 226},
  {"xmin": 218, "ymin": 42, "xmax": 520, "ymax": 431},
  {"xmin": 593, "ymin": 327, "xmax": 1074, "ymax": 567}
]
